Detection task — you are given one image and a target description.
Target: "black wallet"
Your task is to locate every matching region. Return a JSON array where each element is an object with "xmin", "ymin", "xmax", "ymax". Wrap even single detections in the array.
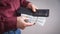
[{"xmin": 17, "ymin": 7, "xmax": 49, "ymax": 17}]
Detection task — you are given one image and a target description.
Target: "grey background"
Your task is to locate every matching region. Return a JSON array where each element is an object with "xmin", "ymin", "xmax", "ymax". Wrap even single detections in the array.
[{"xmin": 21, "ymin": 0, "xmax": 60, "ymax": 34}]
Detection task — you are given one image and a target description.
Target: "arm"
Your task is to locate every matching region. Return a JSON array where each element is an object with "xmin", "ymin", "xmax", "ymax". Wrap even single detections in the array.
[
  {"xmin": 0, "ymin": 1, "xmax": 17, "ymax": 32},
  {"xmin": 0, "ymin": 0, "xmax": 34, "ymax": 33}
]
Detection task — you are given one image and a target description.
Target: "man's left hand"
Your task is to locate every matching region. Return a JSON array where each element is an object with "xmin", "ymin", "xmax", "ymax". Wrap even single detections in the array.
[{"xmin": 27, "ymin": 3, "xmax": 38, "ymax": 12}]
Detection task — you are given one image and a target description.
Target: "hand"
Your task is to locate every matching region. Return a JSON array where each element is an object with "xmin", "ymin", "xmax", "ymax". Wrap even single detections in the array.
[
  {"xmin": 27, "ymin": 3, "xmax": 38, "ymax": 12},
  {"xmin": 17, "ymin": 16, "xmax": 34, "ymax": 30}
]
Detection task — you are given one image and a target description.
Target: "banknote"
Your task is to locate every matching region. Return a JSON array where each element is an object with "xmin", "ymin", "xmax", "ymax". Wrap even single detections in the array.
[{"xmin": 21, "ymin": 14, "xmax": 46, "ymax": 26}]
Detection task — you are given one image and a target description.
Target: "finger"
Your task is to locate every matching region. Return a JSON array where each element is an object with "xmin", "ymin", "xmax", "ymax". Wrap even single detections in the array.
[
  {"xmin": 35, "ymin": 7, "xmax": 38, "ymax": 9},
  {"xmin": 31, "ymin": 5, "xmax": 36, "ymax": 12},
  {"xmin": 32, "ymin": 5, "xmax": 38, "ymax": 12},
  {"xmin": 32, "ymin": 7, "xmax": 36, "ymax": 12},
  {"xmin": 22, "ymin": 16, "xmax": 29, "ymax": 20},
  {"xmin": 25, "ymin": 22, "xmax": 34, "ymax": 27},
  {"xmin": 32, "ymin": 7, "xmax": 38, "ymax": 12}
]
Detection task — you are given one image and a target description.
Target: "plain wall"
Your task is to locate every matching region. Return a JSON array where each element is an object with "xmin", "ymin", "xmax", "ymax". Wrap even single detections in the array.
[{"xmin": 21, "ymin": 0, "xmax": 60, "ymax": 34}]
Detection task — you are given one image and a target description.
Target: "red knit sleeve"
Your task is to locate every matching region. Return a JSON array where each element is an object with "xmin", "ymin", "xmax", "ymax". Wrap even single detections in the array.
[
  {"xmin": 0, "ymin": 0, "xmax": 18, "ymax": 33},
  {"xmin": 0, "ymin": 16, "xmax": 17, "ymax": 33},
  {"xmin": 4, "ymin": 17, "xmax": 17, "ymax": 31}
]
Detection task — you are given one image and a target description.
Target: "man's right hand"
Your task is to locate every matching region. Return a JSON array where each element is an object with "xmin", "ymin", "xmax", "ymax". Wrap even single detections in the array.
[{"xmin": 17, "ymin": 16, "xmax": 34, "ymax": 30}]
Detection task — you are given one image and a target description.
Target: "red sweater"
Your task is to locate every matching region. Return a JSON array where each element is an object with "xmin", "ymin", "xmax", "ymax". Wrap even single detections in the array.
[{"xmin": 0, "ymin": 0, "xmax": 29, "ymax": 33}]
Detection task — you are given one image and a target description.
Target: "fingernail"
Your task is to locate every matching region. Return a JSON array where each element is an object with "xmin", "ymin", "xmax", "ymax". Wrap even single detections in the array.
[
  {"xmin": 34, "ymin": 10, "xmax": 36, "ymax": 12},
  {"xmin": 33, "ymin": 23, "xmax": 36, "ymax": 25},
  {"xmin": 36, "ymin": 8, "xmax": 38, "ymax": 9}
]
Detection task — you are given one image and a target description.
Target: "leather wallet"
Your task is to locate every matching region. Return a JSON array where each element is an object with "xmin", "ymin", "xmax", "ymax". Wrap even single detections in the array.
[{"xmin": 17, "ymin": 7, "xmax": 49, "ymax": 17}]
